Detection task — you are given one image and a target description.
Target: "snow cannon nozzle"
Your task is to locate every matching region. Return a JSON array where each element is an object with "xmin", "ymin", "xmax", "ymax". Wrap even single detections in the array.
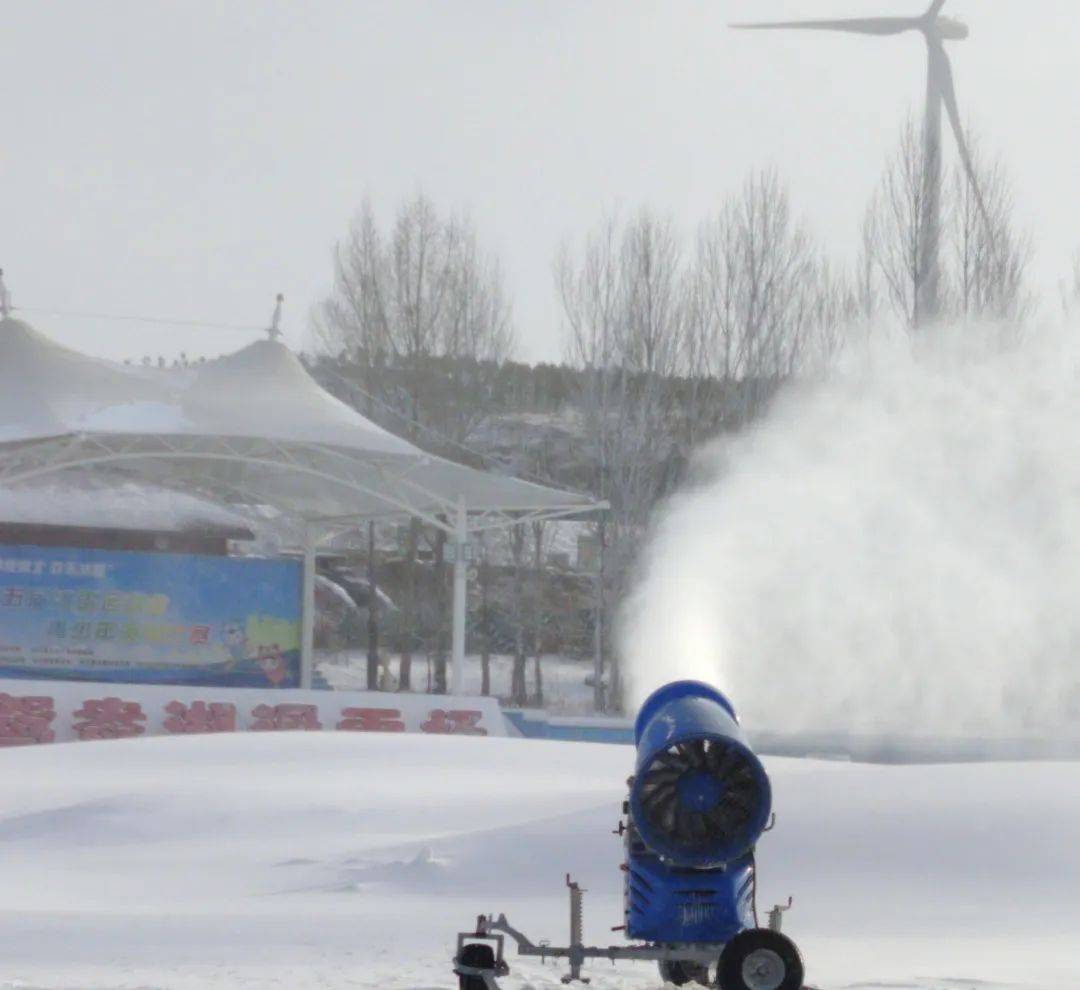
[
  {"xmin": 630, "ymin": 680, "xmax": 772, "ymax": 869},
  {"xmin": 633, "ymin": 679, "xmax": 739, "ymax": 743}
]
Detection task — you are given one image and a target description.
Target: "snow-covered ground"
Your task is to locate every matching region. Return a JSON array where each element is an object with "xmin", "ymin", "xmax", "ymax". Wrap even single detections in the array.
[{"xmin": 2, "ymin": 732, "xmax": 1077, "ymax": 990}]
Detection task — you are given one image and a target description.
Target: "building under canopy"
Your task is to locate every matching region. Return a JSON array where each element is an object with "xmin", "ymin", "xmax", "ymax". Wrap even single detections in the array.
[
  {"xmin": 0, "ymin": 478, "xmax": 255, "ymax": 555},
  {"xmin": 0, "ymin": 314, "xmax": 603, "ymax": 692}
]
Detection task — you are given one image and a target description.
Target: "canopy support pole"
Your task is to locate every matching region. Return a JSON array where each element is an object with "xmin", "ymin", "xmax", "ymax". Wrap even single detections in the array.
[
  {"xmin": 300, "ymin": 526, "xmax": 316, "ymax": 690},
  {"xmin": 451, "ymin": 496, "xmax": 467, "ymax": 696}
]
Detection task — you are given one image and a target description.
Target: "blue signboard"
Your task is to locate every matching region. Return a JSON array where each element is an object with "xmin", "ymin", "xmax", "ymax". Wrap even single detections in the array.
[{"xmin": 0, "ymin": 545, "xmax": 302, "ymax": 688}]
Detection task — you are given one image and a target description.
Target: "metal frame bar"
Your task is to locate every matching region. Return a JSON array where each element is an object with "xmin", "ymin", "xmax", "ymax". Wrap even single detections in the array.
[
  {"xmin": 451, "ymin": 495, "xmax": 468, "ymax": 695},
  {"xmin": 463, "ymin": 913, "xmax": 726, "ymax": 974},
  {"xmin": 300, "ymin": 525, "xmax": 317, "ymax": 688},
  {"xmin": 0, "ymin": 440, "xmax": 449, "ymax": 530},
  {"xmin": 0, "ymin": 434, "xmax": 601, "ymax": 535}
]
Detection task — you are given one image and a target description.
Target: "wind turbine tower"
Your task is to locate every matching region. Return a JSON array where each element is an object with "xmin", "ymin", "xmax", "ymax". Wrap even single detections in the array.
[{"xmin": 732, "ymin": 0, "xmax": 986, "ymax": 326}]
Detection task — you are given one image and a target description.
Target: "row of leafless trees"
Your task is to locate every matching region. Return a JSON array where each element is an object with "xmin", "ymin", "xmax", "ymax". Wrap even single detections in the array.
[
  {"xmin": 555, "ymin": 172, "xmax": 852, "ymax": 707},
  {"xmin": 312, "ymin": 122, "xmax": 1040, "ymax": 710},
  {"xmin": 860, "ymin": 118, "xmax": 1033, "ymax": 329},
  {"xmin": 551, "ymin": 127, "xmax": 1036, "ymax": 708},
  {"xmin": 312, "ymin": 196, "xmax": 519, "ymax": 695},
  {"xmin": 313, "ymin": 195, "xmax": 515, "ymax": 448}
]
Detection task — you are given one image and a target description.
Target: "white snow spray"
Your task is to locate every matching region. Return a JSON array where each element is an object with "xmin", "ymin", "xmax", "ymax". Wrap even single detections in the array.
[{"xmin": 620, "ymin": 322, "xmax": 1080, "ymax": 735}]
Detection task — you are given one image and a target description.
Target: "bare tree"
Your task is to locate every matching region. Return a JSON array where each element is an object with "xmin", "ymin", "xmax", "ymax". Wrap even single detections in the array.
[
  {"xmin": 732, "ymin": 171, "xmax": 819, "ymax": 392},
  {"xmin": 388, "ymin": 194, "xmax": 456, "ymax": 432},
  {"xmin": 794, "ymin": 257, "xmax": 860, "ymax": 372},
  {"xmin": 557, "ymin": 214, "xmax": 621, "ymax": 712},
  {"xmin": 317, "ymin": 193, "xmax": 516, "ymax": 693},
  {"xmin": 950, "ymin": 137, "xmax": 1032, "ymax": 324},
  {"xmin": 316, "ymin": 192, "xmax": 515, "ymax": 444},
  {"xmin": 683, "ymin": 170, "xmax": 838, "ymax": 425},
  {"xmin": 531, "ymin": 520, "xmax": 547, "ymax": 708},
  {"xmin": 682, "ymin": 199, "xmax": 743, "ymax": 445},
  {"xmin": 866, "ymin": 118, "xmax": 942, "ymax": 330},
  {"xmin": 440, "ymin": 217, "xmax": 516, "ymax": 444},
  {"xmin": 854, "ymin": 206, "xmax": 882, "ymax": 328},
  {"xmin": 399, "ymin": 518, "xmax": 419, "ymax": 692},
  {"xmin": 557, "ymin": 208, "xmax": 685, "ymax": 710},
  {"xmin": 509, "ymin": 523, "xmax": 528, "ymax": 706},
  {"xmin": 864, "ymin": 119, "xmax": 1031, "ymax": 332},
  {"xmin": 366, "ymin": 521, "xmax": 380, "ymax": 690},
  {"xmin": 620, "ymin": 211, "xmax": 684, "ymax": 376},
  {"xmin": 559, "ymin": 189, "xmax": 848, "ymax": 709},
  {"xmin": 317, "ymin": 193, "xmax": 453, "ymax": 425},
  {"xmin": 431, "ymin": 522, "xmax": 449, "ymax": 695}
]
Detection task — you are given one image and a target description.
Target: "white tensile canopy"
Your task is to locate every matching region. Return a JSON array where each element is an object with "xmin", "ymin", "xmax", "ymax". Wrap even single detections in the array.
[{"xmin": 0, "ymin": 315, "xmax": 604, "ymax": 691}]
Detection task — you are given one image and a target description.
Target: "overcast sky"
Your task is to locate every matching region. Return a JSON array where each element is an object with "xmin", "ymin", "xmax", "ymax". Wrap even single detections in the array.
[{"xmin": 3, "ymin": 1, "xmax": 1078, "ymax": 364}]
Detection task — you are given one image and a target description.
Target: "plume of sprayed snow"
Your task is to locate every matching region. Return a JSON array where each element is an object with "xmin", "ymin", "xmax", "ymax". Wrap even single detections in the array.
[{"xmin": 620, "ymin": 323, "xmax": 1080, "ymax": 735}]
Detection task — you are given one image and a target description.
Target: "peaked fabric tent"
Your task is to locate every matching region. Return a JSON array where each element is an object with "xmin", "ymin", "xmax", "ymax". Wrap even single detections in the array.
[{"xmin": 0, "ymin": 316, "xmax": 604, "ymax": 692}]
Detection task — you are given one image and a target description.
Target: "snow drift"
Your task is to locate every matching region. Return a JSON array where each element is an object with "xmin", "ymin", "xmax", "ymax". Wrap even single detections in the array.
[{"xmin": 0, "ymin": 731, "xmax": 1076, "ymax": 990}]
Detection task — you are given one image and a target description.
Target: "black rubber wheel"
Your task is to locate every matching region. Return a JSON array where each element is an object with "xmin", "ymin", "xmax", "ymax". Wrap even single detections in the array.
[
  {"xmin": 718, "ymin": 929, "xmax": 803, "ymax": 990},
  {"xmin": 457, "ymin": 942, "xmax": 496, "ymax": 990},
  {"xmin": 659, "ymin": 958, "xmax": 711, "ymax": 986}
]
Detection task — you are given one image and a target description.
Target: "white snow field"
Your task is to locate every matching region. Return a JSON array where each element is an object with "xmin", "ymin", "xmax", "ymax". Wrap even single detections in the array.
[{"xmin": 2, "ymin": 732, "xmax": 1077, "ymax": 990}]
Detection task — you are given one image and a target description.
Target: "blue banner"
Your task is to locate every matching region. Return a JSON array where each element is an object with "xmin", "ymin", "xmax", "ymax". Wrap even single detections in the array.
[{"xmin": 0, "ymin": 545, "xmax": 302, "ymax": 688}]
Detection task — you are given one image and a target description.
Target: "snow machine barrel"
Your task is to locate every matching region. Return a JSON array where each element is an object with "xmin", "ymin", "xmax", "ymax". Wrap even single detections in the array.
[{"xmin": 630, "ymin": 680, "xmax": 772, "ymax": 869}]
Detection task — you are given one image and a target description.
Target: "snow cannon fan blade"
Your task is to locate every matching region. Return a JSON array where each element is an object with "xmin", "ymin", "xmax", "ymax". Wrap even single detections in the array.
[{"xmin": 630, "ymin": 681, "xmax": 772, "ymax": 869}]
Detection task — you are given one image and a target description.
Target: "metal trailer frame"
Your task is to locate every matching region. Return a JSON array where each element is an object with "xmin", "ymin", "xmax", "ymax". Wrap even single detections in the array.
[
  {"xmin": 453, "ymin": 874, "xmax": 772, "ymax": 988},
  {"xmin": 456, "ymin": 913, "xmax": 728, "ymax": 987}
]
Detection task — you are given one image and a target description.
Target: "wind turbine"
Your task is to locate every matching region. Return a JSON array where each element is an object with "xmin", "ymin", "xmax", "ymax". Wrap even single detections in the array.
[{"xmin": 731, "ymin": 0, "xmax": 988, "ymax": 325}]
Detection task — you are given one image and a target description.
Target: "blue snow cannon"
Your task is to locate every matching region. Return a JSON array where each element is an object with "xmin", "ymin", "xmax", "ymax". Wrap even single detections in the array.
[
  {"xmin": 625, "ymin": 680, "xmax": 803, "ymax": 988},
  {"xmin": 453, "ymin": 680, "xmax": 805, "ymax": 990}
]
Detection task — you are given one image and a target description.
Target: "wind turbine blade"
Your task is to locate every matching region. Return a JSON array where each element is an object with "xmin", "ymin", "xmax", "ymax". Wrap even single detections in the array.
[
  {"xmin": 925, "ymin": 0, "xmax": 948, "ymax": 18},
  {"xmin": 929, "ymin": 36, "xmax": 993, "ymax": 233},
  {"xmin": 730, "ymin": 17, "xmax": 920, "ymax": 37}
]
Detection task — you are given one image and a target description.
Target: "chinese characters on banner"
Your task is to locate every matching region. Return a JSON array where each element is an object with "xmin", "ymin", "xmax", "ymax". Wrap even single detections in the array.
[
  {"xmin": 164, "ymin": 700, "xmax": 237, "ymax": 733},
  {"xmin": 73, "ymin": 697, "xmax": 147, "ymax": 740},
  {"xmin": 0, "ymin": 693, "xmax": 56, "ymax": 746},
  {"xmin": 338, "ymin": 707, "xmax": 405, "ymax": 732},
  {"xmin": 0, "ymin": 690, "xmax": 490, "ymax": 744},
  {"xmin": 251, "ymin": 703, "xmax": 323, "ymax": 731}
]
